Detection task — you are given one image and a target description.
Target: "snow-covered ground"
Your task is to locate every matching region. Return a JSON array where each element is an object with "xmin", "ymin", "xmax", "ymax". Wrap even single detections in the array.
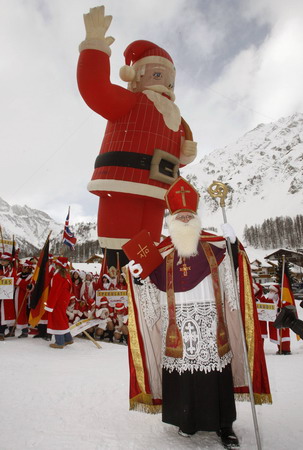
[{"xmin": 1, "ymin": 303, "xmax": 303, "ymax": 450}]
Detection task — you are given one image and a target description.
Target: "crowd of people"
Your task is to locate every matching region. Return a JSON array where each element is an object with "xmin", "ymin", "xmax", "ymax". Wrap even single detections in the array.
[
  {"xmin": 253, "ymin": 281, "xmax": 296, "ymax": 355},
  {"xmin": 0, "ymin": 251, "xmax": 129, "ymax": 347}
]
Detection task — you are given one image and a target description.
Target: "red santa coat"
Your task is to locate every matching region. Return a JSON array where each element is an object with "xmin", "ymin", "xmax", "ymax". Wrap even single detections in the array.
[
  {"xmin": 71, "ymin": 280, "xmax": 82, "ymax": 301},
  {"xmin": 0, "ymin": 266, "xmax": 16, "ymax": 326},
  {"xmin": 113, "ymin": 305, "xmax": 128, "ymax": 330},
  {"xmin": 77, "ymin": 49, "xmax": 194, "ymax": 249},
  {"xmin": 73, "ymin": 299, "xmax": 87, "ymax": 323},
  {"xmin": 45, "ymin": 271, "xmax": 72, "ymax": 335},
  {"xmin": 15, "ymin": 273, "xmax": 32, "ymax": 328}
]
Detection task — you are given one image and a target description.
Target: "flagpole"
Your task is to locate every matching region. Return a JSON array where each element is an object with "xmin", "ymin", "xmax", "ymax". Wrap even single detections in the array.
[
  {"xmin": 61, "ymin": 209, "xmax": 69, "ymax": 255},
  {"xmin": 207, "ymin": 180, "xmax": 262, "ymax": 450},
  {"xmin": 100, "ymin": 248, "xmax": 107, "ymax": 278},
  {"xmin": 0, "ymin": 225, "xmax": 5, "ymax": 252},
  {"xmin": 279, "ymin": 254, "xmax": 286, "ymax": 354}
]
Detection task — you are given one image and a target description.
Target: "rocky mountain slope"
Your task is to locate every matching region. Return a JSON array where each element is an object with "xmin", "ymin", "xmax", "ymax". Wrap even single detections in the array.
[{"xmin": 181, "ymin": 112, "xmax": 303, "ymax": 239}]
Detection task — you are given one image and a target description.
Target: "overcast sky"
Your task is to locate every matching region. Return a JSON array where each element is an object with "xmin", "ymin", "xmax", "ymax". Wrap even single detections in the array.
[{"xmin": 1, "ymin": 0, "xmax": 303, "ymax": 225}]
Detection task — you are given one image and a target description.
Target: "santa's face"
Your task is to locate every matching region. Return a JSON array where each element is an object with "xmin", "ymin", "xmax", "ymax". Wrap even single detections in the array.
[
  {"xmin": 167, "ymin": 213, "xmax": 201, "ymax": 258},
  {"xmin": 130, "ymin": 63, "xmax": 175, "ymax": 100}
]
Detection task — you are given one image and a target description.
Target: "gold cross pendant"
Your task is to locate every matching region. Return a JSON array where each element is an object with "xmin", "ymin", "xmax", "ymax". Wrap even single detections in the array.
[{"xmin": 180, "ymin": 261, "xmax": 191, "ymax": 277}]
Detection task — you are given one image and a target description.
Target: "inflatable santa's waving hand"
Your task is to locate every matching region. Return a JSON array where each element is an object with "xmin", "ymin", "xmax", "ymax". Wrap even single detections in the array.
[{"xmin": 77, "ymin": 5, "xmax": 197, "ymax": 265}]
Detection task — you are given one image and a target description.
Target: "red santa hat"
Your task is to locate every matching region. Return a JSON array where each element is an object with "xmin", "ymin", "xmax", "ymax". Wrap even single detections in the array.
[
  {"xmin": 0, "ymin": 252, "xmax": 13, "ymax": 261},
  {"xmin": 87, "ymin": 297, "xmax": 95, "ymax": 307},
  {"xmin": 115, "ymin": 302, "xmax": 125, "ymax": 312},
  {"xmin": 55, "ymin": 256, "xmax": 69, "ymax": 268},
  {"xmin": 100, "ymin": 297, "xmax": 109, "ymax": 306},
  {"xmin": 119, "ymin": 40, "xmax": 175, "ymax": 82},
  {"xmin": 102, "ymin": 274, "xmax": 112, "ymax": 282},
  {"xmin": 23, "ymin": 259, "xmax": 34, "ymax": 268},
  {"xmin": 165, "ymin": 176, "xmax": 200, "ymax": 215}
]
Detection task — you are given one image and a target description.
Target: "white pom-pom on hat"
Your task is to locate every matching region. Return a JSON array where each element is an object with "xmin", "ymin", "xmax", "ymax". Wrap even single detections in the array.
[{"xmin": 119, "ymin": 65, "xmax": 136, "ymax": 82}]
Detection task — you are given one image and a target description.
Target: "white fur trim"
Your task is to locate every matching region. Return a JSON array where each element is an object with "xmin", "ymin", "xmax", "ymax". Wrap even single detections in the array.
[
  {"xmin": 87, "ymin": 179, "xmax": 167, "ymax": 200},
  {"xmin": 98, "ymin": 237, "xmax": 129, "ymax": 249},
  {"xmin": 47, "ymin": 328, "xmax": 70, "ymax": 335},
  {"xmin": 119, "ymin": 65, "xmax": 136, "ymax": 82},
  {"xmin": 132, "ymin": 56, "xmax": 174, "ymax": 72},
  {"xmin": 79, "ymin": 39, "xmax": 111, "ymax": 55}
]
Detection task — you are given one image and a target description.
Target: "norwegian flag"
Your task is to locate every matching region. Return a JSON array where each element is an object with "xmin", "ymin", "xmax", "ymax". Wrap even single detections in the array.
[{"xmin": 63, "ymin": 207, "xmax": 77, "ymax": 250}]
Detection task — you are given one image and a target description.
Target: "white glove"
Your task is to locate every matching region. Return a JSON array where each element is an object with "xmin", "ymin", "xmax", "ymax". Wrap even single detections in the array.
[
  {"xmin": 221, "ymin": 223, "xmax": 237, "ymax": 244},
  {"xmin": 179, "ymin": 140, "xmax": 197, "ymax": 164},
  {"xmin": 79, "ymin": 6, "xmax": 115, "ymax": 54},
  {"xmin": 128, "ymin": 260, "xmax": 143, "ymax": 278}
]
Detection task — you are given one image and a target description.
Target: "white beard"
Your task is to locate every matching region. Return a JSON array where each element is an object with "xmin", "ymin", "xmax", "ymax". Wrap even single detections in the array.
[
  {"xmin": 142, "ymin": 90, "xmax": 180, "ymax": 131},
  {"xmin": 167, "ymin": 214, "xmax": 201, "ymax": 258}
]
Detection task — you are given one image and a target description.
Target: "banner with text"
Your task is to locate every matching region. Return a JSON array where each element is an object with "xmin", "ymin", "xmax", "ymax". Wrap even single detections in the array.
[{"xmin": 96, "ymin": 290, "xmax": 128, "ymax": 307}]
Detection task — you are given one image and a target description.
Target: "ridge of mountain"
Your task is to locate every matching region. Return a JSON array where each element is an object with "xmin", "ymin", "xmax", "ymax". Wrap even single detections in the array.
[{"xmin": 181, "ymin": 112, "xmax": 303, "ymax": 238}]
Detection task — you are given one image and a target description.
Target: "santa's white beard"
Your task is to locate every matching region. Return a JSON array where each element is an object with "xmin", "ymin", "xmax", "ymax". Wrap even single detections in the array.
[{"xmin": 167, "ymin": 214, "xmax": 201, "ymax": 258}]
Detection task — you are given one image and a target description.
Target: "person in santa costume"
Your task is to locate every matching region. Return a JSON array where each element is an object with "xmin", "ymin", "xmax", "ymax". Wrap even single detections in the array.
[
  {"xmin": 71, "ymin": 270, "xmax": 83, "ymax": 301},
  {"xmin": 266, "ymin": 284, "xmax": 291, "ymax": 355},
  {"xmin": 80, "ymin": 272, "xmax": 96, "ymax": 304},
  {"xmin": 0, "ymin": 252, "xmax": 17, "ymax": 340},
  {"xmin": 113, "ymin": 302, "xmax": 128, "ymax": 345},
  {"xmin": 77, "ymin": 5, "xmax": 197, "ymax": 267},
  {"xmin": 94, "ymin": 273, "xmax": 115, "ymax": 291},
  {"xmin": 94, "ymin": 296, "xmax": 114, "ymax": 341},
  {"xmin": 116, "ymin": 272, "xmax": 127, "ymax": 290},
  {"xmin": 44, "ymin": 257, "xmax": 74, "ymax": 349},
  {"xmin": 14, "ymin": 259, "xmax": 34, "ymax": 338},
  {"xmin": 252, "ymin": 281, "xmax": 273, "ymax": 346},
  {"xmin": 127, "ymin": 177, "xmax": 271, "ymax": 449}
]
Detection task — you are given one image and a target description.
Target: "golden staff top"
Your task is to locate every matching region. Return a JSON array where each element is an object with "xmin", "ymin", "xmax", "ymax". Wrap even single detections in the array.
[{"xmin": 207, "ymin": 181, "xmax": 229, "ymax": 207}]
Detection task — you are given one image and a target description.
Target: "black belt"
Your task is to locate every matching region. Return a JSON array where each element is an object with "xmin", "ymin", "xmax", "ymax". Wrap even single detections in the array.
[{"xmin": 94, "ymin": 151, "xmax": 178, "ymax": 179}]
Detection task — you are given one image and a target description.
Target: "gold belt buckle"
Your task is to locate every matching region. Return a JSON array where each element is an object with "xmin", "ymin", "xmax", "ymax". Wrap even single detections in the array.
[{"xmin": 149, "ymin": 149, "xmax": 180, "ymax": 185}]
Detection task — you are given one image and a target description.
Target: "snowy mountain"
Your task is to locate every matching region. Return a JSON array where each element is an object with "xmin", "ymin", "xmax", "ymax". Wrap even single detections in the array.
[
  {"xmin": 181, "ymin": 112, "xmax": 303, "ymax": 240},
  {"xmin": 0, "ymin": 197, "xmax": 62, "ymax": 254},
  {"xmin": 0, "ymin": 197, "xmax": 98, "ymax": 257}
]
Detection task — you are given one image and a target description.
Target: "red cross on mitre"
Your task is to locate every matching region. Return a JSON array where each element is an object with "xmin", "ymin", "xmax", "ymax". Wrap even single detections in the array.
[{"xmin": 164, "ymin": 176, "xmax": 200, "ymax": 215}]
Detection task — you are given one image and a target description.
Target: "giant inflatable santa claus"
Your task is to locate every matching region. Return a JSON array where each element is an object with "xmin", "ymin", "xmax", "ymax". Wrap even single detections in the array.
[{"xmin": 77, "ymin": 6, "xmax": 197, "ymax": 265}]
